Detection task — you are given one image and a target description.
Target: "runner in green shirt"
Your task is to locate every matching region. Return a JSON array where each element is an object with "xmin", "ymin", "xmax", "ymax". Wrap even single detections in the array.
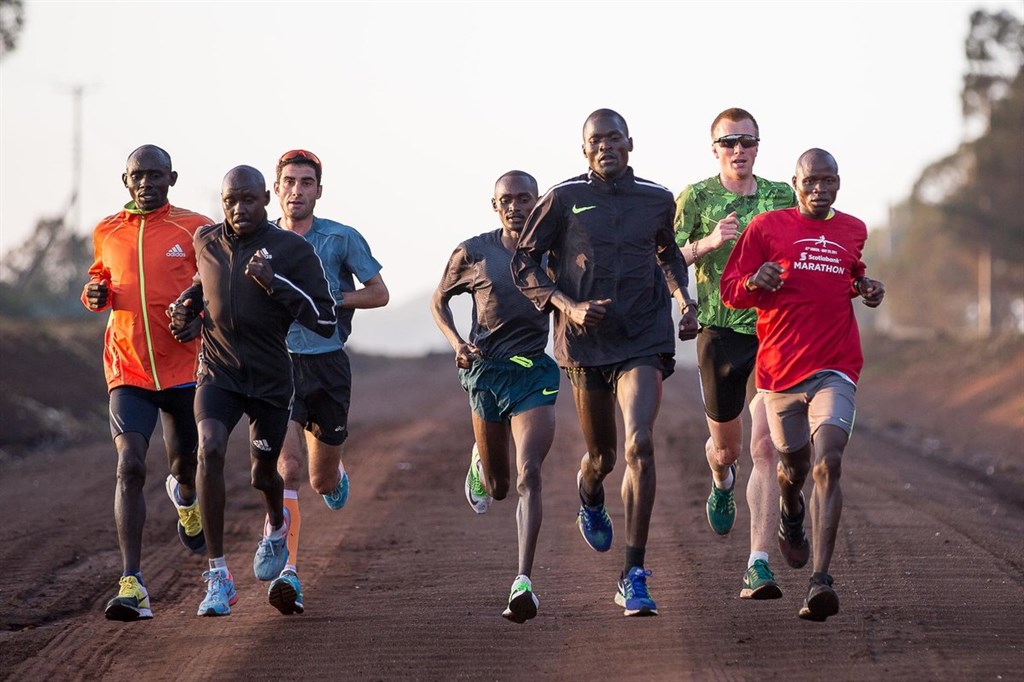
[{"xmin": 674, "ymin": 108, "xmax": 795, "ymax": 600}]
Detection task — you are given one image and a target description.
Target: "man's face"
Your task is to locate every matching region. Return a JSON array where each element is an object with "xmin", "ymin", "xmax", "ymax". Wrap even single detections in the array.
[
  {"xmin": 793, "ymin": 154, "xmax": 840, "ymax": 220},
  {"xmin": 582, "ymin": 116, "xmax": 632, "ymax": 179},
  {"xmin": 122, "ymin": 150, "xmax": 177, "ymax": 212},
  {"xmin": 712, "ymin": 118, "xmax": 759, "ymax": 185},
  {"xmin": 491, "ymin": 176, "xmax": 538, "ymax": 234},
  {"xmin": 274, "ymin": 162, "xmax": 322, "ymax": 222},
  {"xmin": 222, "ymin": 176, "xmax": 270, "ymax": 236}
]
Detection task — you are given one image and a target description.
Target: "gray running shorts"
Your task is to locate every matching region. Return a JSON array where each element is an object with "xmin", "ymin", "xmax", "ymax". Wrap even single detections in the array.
[{"xmin": 762, "ymin": 372, "xmax": 857, "ymax": 453}]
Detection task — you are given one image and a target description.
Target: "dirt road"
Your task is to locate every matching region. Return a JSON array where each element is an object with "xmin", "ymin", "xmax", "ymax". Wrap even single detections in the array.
[{"xmin": 2, "ymin": 353, "xmax": 1021, "ymax": 681}]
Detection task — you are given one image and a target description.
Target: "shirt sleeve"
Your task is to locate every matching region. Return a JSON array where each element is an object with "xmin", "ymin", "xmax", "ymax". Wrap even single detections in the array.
[
  {"xmin": 511, "ymin": 189, "xmax": 562, "ymax": 311},
  {"xmin": 436, "ymin": 242, "xmax": 474, "ymax": 298},
  {"xmin": 81, "ymin": 222, "xmax": 112, "ymax": 311},
  {"xmin": 673, "ymin": 185, "xmax": 699, "ymax": 247},
  {"xmin": 657, "ymin": 199, "xmax": 689, "ymax": 294},
  {"xmin": 269, "ymin": 237, "xmax": 339, "ymax": 338},
  {"xmin": 341, "ymin": 229, "xmax": 384, "ymax": 284},
  {"xmin": 721, "ymin": 216, "xmax": 767, "ymax": 310}
]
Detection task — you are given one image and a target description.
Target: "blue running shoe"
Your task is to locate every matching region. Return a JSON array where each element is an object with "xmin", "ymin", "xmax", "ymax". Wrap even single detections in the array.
[
  {"xmin": 576, "ymin": 470, "xmax": 612, "ymax": 552},
  {"xmin": 323, "ymin": 469, "xmax": 350, "ymax": 510},
  {"xmin": 253, "ymin": 508, "xmax": 290, "ymax": 581},
  {"xmin": 198, "ymin": 570, "xmax": 237, "ymax": 617},
  {"xmin": 615, "ymin": 567, "xmax": 658, "ymax": 617},
  {"xmin": 268, "ymin": 570, "xmax": 305, "ymax": 615}
]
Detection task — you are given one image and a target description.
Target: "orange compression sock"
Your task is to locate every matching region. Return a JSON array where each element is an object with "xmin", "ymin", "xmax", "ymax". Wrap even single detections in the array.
[{"xmin": 283, "ymin": 490, "xmax": 301, "ymax": 573}]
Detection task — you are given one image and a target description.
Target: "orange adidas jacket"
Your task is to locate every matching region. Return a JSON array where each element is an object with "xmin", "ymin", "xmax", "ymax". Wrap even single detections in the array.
[{"xmin": 82, "ymin": 202, "xmax": 212, "ymax": 392}]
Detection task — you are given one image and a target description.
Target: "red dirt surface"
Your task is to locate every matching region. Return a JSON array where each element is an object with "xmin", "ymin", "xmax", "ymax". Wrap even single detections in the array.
[{"xmin": 1, "ymin": 322, "xmax": 1021, "ymax": 681}]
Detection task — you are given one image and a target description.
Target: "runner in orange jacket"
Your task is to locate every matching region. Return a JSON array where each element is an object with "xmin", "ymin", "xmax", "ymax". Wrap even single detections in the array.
[{"xmin": 81, "ymin": 144, "xmax": 212, "ymax": 622}]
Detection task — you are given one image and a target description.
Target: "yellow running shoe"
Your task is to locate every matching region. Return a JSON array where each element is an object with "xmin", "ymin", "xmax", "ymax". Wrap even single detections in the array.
[
  {"xmin": 165, "ymin": 474, "xmax": 206, "ymax": 553},
  {"xmin": 104, "ymin": 575, "xmax": 153, "ymax": 621}
]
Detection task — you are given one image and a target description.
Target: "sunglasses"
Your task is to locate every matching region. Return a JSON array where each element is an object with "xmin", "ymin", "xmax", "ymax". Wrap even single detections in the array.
[
  {"xmin": 278, "ymin": 149, "xmax": 322, "ymax": 168},
  {"xmin": 714, "ymin": 134, "xmax": 759, "ymax": 149}
]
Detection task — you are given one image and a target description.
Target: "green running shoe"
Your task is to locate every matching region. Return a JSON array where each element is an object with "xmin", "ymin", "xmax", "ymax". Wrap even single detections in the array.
[
  {"xmin": 465, "ymin": 444, "xmax": 491, "ymax": 514},
  {"xmin": 501, "ymin": 575, "xmax": 539, "ymax": 624},
  {"xmin": 706, "ymin": 463, "xmax": 737, "ymax": 535},
  {"xmin": 739, "ymin": 559, "xmax": 782, "ymax": 600}
]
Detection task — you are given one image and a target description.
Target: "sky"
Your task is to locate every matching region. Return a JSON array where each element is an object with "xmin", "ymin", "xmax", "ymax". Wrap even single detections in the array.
[{"xmin": 1, "ymin": 0, "xmax": 1021, "ymax": 310}]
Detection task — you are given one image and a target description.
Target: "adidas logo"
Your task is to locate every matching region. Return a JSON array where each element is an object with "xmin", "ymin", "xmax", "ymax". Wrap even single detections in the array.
[
  {"xmin": 252, "ymin": 439, "xmax": 272, "ymax": 452},
  {"xmin": 166, "ymin": 244, "xmax": 187, "ymax": 258}
]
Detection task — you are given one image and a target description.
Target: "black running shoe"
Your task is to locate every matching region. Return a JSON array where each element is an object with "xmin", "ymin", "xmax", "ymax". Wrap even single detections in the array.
[{"xmin": 778, "ymin": 492, "xmax": 810, "ymax": 568}]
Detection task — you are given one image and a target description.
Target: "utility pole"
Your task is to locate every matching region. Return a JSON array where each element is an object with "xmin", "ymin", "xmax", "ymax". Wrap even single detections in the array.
[{"xmin": 68, "ymin": 84, "xmax": 83, "ymax": 233}]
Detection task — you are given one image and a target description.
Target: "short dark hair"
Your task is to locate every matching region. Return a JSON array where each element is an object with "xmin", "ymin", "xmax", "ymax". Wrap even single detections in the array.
[
  {"xmin": 583, "ymin": 108, "xmax": 629, "ymax": 137},
  {"xmin": 127, "ymin": 144, "xmax": 172, "ymax": 169},
  {"xmin": 495, "ymin": 170, "xmax": 538, "ymax": 195},
  {"xmin": 710, "ymin": 108, "xmax": 759, "ymax": 138},
  {"xmin": 276, "ymin": 149, "xmax": 322, "ymax": 184}
]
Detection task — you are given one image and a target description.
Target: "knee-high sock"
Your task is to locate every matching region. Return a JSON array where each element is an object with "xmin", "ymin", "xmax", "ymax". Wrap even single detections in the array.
[{"xmin": 284, "ymin": 490, "xmax": 301, "ymax": 573}]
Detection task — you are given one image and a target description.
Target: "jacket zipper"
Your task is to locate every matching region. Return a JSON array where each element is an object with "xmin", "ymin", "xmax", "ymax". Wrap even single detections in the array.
[{"xmin": 137, "ymin": 217, "xmax": 162, "ymax": 390}]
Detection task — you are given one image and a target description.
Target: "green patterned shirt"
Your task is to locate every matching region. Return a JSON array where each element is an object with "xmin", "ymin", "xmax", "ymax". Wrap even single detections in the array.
[{"xmin": 674, "ymin": 175, "xmax": 796, "ymax": 336}]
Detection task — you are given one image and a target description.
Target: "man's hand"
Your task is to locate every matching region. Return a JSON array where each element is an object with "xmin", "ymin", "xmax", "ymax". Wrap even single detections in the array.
[
  {"xmin": 84, "ymin": 279, "xmax": 109, "ymax": 310},
  {"xmin": 709, "ymin": 211, "xmax": 740, "ymax": 248},
  {"xmin": 455, "ymin": 342, "xmax": 482, "ymax": 369},
  {"xmin": 167, "ymin": 298, "xmax": 202, "ymax": 343},
  {"xmin": 245, "ymin": 252, "xmax": 274, "ymax": 290},
  {"xmin": 746, "ymin": 262, "xmax": 785, "ymax": 292},
  {"xmin": 566, "ymin": 298, "xmax": 612, "ymax": 328},
  {"xmin": 678, "ymin": 306, "xmax": 699, "ymax": 341},
  {"xmin": 857, "ymin": 277, "xmax": 886, "ymax": 308}
]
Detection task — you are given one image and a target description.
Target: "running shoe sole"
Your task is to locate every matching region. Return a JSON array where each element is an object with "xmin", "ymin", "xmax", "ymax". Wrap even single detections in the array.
[
  {"xmin": 269, "ymin": 577, "xmax": 305, "ymax": 615},
  {"xmin": 104, "ymin": 600, "xmax": 153, "ymax": 621},
  {"xmin": 740, "ymin": 581, "xmax": 783, "ymax": 600},
  {"xmin": 798, "ymin": 584, "xmax": 840, "ymax": 622},
  {"xmin": 613, "ymin": 592, "xmax": 658, "ymax": 617},
  {"xmin": 502, "ymin": 590, "xmax": 539, "ymax": 624}
]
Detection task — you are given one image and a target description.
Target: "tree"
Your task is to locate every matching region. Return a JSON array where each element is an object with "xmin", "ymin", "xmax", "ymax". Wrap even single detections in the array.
[
  {"xmin": 881, "ymin": 10, "xmax": 1024, "ymax": 337},
  {"xmin": 0, "ymin": 0, "xmax": 25, "ymax": 60}
]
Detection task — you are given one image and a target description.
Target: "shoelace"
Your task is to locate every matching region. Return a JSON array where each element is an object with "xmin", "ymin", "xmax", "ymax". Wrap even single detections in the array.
[
  {"xmin": 712, "ymin": 487, "xmax": 736, "ymax": 514},
  {"xmin": 203, "ymin": 571, "xmax": 232, "ymax": 594},
  {"xmin": 578, "ymin": 505, "xmax": 606, "ymax": 531},
  {"xmin": 749, "ymin": 561, "xmax": 775, "ymax": 581},
  {"xmin": 780, "ymin": 511, "xmax": 807, "ymax": 543},
  {"xmin": 469, "ymin": 461, "xmax": 488, "ymax": 498},
  {"xmin": 118, "ymin": 575, "xmax": 141, "ymax": 597},
  {"xmin": 179, "ymin": 504, "xmax": 203, "ymax": 536},
  {"xmin": 625, "ymin": 569, "xmax": 653, "ymax": 598},
  {"xmin": 257, "ymin": 537, "xmax": 281, "ymax": 557}
]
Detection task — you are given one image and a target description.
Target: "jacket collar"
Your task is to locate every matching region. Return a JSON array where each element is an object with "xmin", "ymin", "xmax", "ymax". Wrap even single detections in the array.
[
  {"xmin": 121, "ymin": 201, "xmax": 172, "ymax": 222},
  {"xmin": 223, "ymin": 219, "xmax": 272, "ymax": 243},
  {"xmin": 587, "ymin": 166, "xmax": 635, "ymax": 193}
]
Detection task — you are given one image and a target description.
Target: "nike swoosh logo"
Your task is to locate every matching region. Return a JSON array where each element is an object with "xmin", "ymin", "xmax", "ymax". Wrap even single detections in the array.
[
  {"xmin": 541, "ymin": 388, "xmax": 558, "ymax": 395},
  {"xmin": 572, "ymin": 204, "xmax": 597, "ymax": 214}
]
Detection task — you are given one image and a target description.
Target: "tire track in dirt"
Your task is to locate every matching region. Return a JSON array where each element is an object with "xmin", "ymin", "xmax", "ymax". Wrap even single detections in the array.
[{"xmin": 3, "ymin": 356, "xmax": 1022, "ymax": 681}]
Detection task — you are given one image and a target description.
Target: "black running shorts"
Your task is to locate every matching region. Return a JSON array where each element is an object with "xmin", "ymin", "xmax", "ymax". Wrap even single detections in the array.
[
  {"xmin": 289, "ymin": 349, "xmax": 352, "ymax": 446},
  {"xmin": 696, "ymin": 326, "xmax": 757, "ymax": 423},
  {"xmin": 194, "ymin": 384, "xmax": 290, "ymax": 461}
]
